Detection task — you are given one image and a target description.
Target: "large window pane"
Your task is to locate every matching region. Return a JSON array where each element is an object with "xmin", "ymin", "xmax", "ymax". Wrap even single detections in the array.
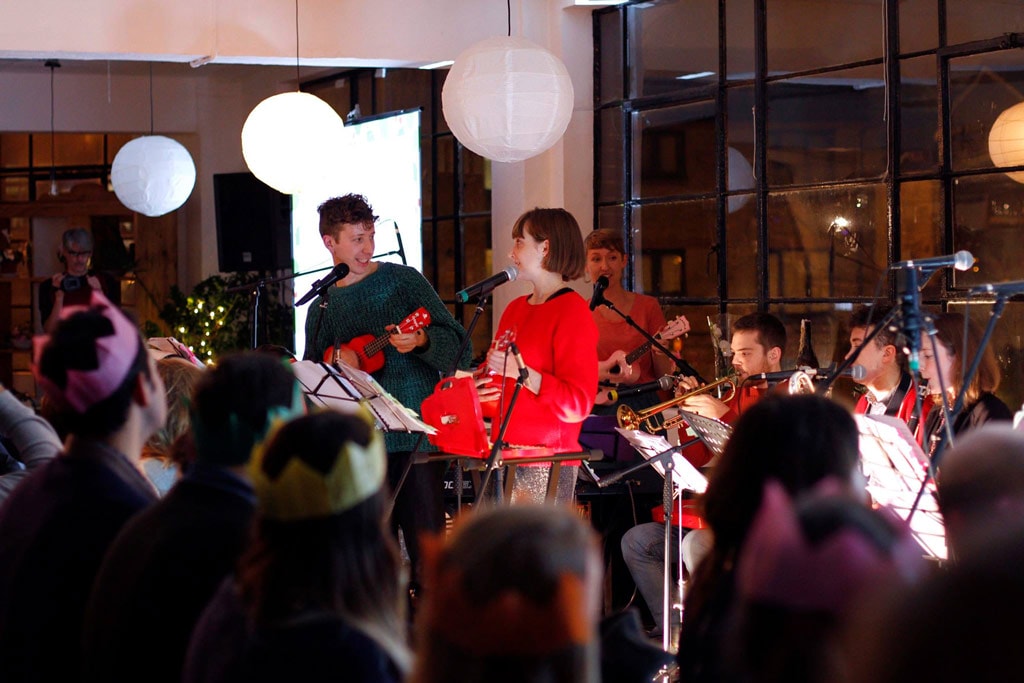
[
  {"xmin": 767, "ymin": 0, "xmax": 883, "ymax": 75},
  {"xmin": 628, "ymin": 0, "xmax": 719, "ymax": 98},
  {"xmin": 766, "ymin": 64, "xmax": 887, "ymax": 185},
  {"xmin": 900, "ymin": 180, "xmax": 943, "ymax": 298},
  {"xmin": 633, "ymin": 102, "xmax": 716, "ymax": 200},
  {"xmin": 597, "ymin": 7, "xmax": 624, "ymax": 105},
  {"xmin": 947, "ymin": 0, "xmax": 1024, "ymax": 46},
  {"xmin": 462, "ymin": 152, "xmax": 490, "ymax": 214},
  {"xmin": 724, "ymin": 193, "xmax": 757, "ymax": 299},
  {"xmin": 899, "ymin": 0, "xmax": 938, "ymax": 55},
  {"xmin": 0, "ymin": 134, "xmax": 28, "ymax": 168},
  {"xmin": 900, "ymin": 55, "xmax": 939, "ymax": 174},
  {"xmin": 32, "ymin": 133, "xmax": 104, "ymax": 167},
  {"xmin": 665, "ymin": 303, "xmax": 728, "ymax": 380},
  {"xmin": 952, "ymin": 172, "xmax": 1024, "ymax": 290},
  {"xmin": 637, "ymin": 199, "xmax": 717, "ymax": 298},
  {"xmin": 949, "ymin": 52, "xmax": 1024, "ymax": 175},
  {"xmin": 598, "ymin": 108, "xmax": 626, "ymax": 203},
  {"xmin": 725, "ymin": 0, "xmax": 755, "ymax": 80},
  {"xmin": 767, "ymin": 184, "xmax": 887, "ymax": 299}
]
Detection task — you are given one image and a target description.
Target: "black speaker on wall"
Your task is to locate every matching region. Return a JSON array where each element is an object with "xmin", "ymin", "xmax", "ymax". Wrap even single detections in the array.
[{"xmin": 214, "ymin": 172, "xmax": 293, "ymax": 272}]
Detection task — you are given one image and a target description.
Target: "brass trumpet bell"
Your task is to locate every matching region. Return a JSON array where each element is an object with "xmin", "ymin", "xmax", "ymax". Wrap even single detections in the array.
[{"xmin": 616, "ymin": 375, "xmax": 737, "ymax": 434}]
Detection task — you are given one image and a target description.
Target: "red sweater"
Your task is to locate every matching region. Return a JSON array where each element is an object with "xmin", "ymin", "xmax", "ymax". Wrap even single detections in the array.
[{"xmin": 488, "ymin": 291, "xmax": 599, "ymax": 454}]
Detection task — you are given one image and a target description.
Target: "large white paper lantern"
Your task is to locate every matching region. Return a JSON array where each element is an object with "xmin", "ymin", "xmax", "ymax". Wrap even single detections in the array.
[
  {"xmin": 111, "ymin": 135, "xmax": 196, "ymax": 217},
  {"xmin": 727, "ymin": 147, "xmax": 755, "ymax": 213},
  {"xmin": 442, "ymin": 36, "xmax": 574, "ymax": 163},
  {"xmin": 989, "ymin": 101, "xmax": 1024, "ymax": 183},
  {"xmin": 241, "ymin": 92, "xmax": 347, "ymax": 195}
]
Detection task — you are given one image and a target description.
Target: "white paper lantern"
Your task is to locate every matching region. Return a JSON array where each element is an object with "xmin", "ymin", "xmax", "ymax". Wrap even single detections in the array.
[
  {"xmin": 727, "ymin": 147, "xmax": 755, "ymax": 213},
  {"xmin": 241, "ymin": 92, "xmax": 347, "ymax": 195},
  {"xmin": 111, "ymin": 135, "xmax": 196, "ymax": 217},
  {"xmin": 989, "ymin": 101, "xmax": 1024, "ymax": 183},
  {"xmin": 442, "ymin": 36, "xmax": 574, "ymax": 163}
]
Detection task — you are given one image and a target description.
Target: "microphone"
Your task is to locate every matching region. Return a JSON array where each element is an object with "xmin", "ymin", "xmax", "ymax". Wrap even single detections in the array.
[
  {"xmin": 393, "ymin": 221, "xmax": 407, "ymax": 266},
  {"xmin": 294, "ymin": 263, "xmax": 350, "ymax": 307},
  {"xmin": 456, "ymin": 266, "xmax": 518, "ymax": 303},
  {"xmin": 969, "ymin": 280, "xmax": 1024, "ymax": 297},
  {"xmin": 891, "ymin": 250, "xmax": 975, "ymax": 272},
  {"xmin": 508, "ymin": 341, "xmax": 530, "ymax": 389},
  {"xmin": 589, "ymin": 276, "xmax": 609, "ymax": 311},
  {"xmin": 606, "ymin": 375, "xmax": 674, "ymax": 402},
  {"xmin": 747, "ymin": 365, "xmax": 867, "ymax": 383}
]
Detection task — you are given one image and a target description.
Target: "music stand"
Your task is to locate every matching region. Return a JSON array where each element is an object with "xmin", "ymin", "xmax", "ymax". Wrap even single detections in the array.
[
  {"xmin": 588, "ymin": 411, "xmax": 730, "ymax": 651},
  {"xmin": 292, "ymin": 359, "xmax": 437, "ymax": 437},
  {"xmin": 855, "ymin": 414, "xmax": 947, "ymax": 561}
]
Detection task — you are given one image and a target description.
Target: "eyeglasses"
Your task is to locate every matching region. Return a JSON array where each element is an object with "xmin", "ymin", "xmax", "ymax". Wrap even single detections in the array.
[{"xmin": 66, "ymin": 249, "xmax": 92, "ymax": 258}]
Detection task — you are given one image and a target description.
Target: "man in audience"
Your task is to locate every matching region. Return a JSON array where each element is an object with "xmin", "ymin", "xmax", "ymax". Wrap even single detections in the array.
[
  {"xmin": 0, "ymin": 292, "xmax": 165, "ymax": 683},
  {"xmin": 82, "ymin": 352, "xmax": 302, "ymax": 683},
  {"xmin": 936, "ymin": 423, "xmax": 1024, "ymax": 562}
]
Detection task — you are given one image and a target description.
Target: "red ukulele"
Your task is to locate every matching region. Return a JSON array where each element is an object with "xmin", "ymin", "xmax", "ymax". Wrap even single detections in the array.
[{"xmin": 324, "ymin": 307, "xmax": 432, "ymax": 373}]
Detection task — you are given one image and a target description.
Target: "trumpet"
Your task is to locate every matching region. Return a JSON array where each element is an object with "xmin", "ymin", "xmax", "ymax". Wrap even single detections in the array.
[{"xmin": 616, "ymin": 375, "xmax": 737, "ymax": 434}]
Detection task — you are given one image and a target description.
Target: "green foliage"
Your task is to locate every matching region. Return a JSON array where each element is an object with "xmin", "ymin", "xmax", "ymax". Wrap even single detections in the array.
[{"xmin": 152, "ymin": 273, "xmax": 295, "ymax": 363}]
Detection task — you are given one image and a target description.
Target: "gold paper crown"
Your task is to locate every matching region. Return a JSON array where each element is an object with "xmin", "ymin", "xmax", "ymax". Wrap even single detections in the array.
[{"xmin": 249, "ymin": 408, "xmax": 386, "ymax": 521}]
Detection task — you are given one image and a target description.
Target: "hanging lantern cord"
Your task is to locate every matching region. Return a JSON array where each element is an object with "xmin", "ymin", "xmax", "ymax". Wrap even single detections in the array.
[
  {"xmin": 46, "ymin": 59, "xmax": 60, "ymax": 191},
  {"xmin": 149, "ymin": 63, "xmax": 155, "ymax": 135},
  {"xmin": 295, "ymin": 0, "xmax": 301, "ymax": 87},
  {"xmin": 506, "ymin": 0, "xmax": 511, "ymax": 37}
]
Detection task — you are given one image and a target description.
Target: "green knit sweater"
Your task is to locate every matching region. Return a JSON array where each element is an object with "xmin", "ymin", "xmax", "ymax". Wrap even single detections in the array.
[{"xmin": 303, "ymin": 262, "xmax": 472, "ymax": 452}]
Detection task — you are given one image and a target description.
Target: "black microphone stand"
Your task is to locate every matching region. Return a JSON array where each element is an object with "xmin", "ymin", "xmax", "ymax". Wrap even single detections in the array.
[
  {"xmin": 225, "ymin": 264, "xmax": 333, "ymax": 349},
  {"xmin": 588, "ymin": 435, "xmax": 702, "ymax": 650},
  {"xmin": 593, "ymin": 294, "xmax": 707, "ymax": 383},
  {"xmin": 476, "ymin": 356, "xmax": 532, "ymax": 504}
]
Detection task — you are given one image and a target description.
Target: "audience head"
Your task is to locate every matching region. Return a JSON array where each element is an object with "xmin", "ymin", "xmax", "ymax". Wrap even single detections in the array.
[
  {"xmin": 730, "ymin": 312, "xmax": 786, "ymax": 380},
  {"xmin": 141, "ymin": 357, "xmax": 205, "ymax": 494},
  {"xmin": 411, "ymin": 504, "xmax": 603, "ymax": 683},
  {"xmin": 937, "ymin": 423, "xmax": 1024, "ymax": 561},
  {"xmin": 731, "ymin": 484, "xmax": 926, "ymax": 683},
  {"xmin": 145, "ymin": 357, "xmax": 204, "ymax": 461},
  {"xmin": 512, "ymin": 208, "xmax": 586, "ymax": 282},
  {"xmin": 189, "ymin": 352, "xmax": 301, "ymax": 469},
  {"xmin": 241, "ymin": 409, "xmax": 408, "ymax": 672},
  {"xmin": 703, "ymin": 394, "xmax": 862, "ymax": 556},
  {"xmin": 920, "ymin": 312, "xmax": 1000, "ymax": 404},
  {"xmin": 33, "ymin": 291, "xmax": 163, "ymax": 440},
  {"xmin": 845, "ymin": 525, "xmax": 1024, "ymax": 683}
]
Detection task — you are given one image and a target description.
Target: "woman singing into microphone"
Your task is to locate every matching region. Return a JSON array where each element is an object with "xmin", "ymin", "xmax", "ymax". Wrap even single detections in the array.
[
  {"xmin": 584, "ymin": 228, "xmax": 690, "ymax": 413},
  {"xmin": 478, "ymin": 208, "xmax": 599, "ymax": 505}
]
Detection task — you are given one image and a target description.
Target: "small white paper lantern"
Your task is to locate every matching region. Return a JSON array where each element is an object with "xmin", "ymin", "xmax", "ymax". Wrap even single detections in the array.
[
  {"xmin": 111, "ymin": 135, "xmax": 196, "ymax": 217},
  {"xmin": 241, "ymin": 92, "xmax": 347, "ymax": 195},
  {"xmin": 442, "ymin": 36, "xmax": 574, "ymax": 163},
  {"xmin": 989, "ymin": 101, "xmax": 1024, "ymax": 183},
  {"xmin": 727, "ymin": 147, "xmax": 755, "ymax": 213}
]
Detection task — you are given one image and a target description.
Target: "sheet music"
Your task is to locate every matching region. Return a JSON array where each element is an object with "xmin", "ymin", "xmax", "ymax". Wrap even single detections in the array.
[
  {"xmin": 855, "ymin": 413, "xmax": 947, "ymax": 560},
  {"xmin": 615, "ymin": 428, "xmax": 708, "ymax": 493},
  {"xmin": 292, "ymin": 360, "xmax": 436, "ymax": 435}
]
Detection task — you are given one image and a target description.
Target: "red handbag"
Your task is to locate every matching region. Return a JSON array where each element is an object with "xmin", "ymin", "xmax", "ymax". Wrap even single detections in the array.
[{"xmin": 420, "ymin": 376, "xmax": 489, "ymax": 458}]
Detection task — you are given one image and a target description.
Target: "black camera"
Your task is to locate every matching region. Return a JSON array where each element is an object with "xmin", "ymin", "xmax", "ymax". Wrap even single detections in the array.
[{"xmin": 60, "ymin": 275, "xmax": 85, "ymax": 292}]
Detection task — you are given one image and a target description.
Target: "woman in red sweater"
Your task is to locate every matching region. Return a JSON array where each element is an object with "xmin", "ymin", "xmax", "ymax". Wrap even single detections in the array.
[{"xmin": 479, "ymin": 208, "xmax": 599, "ymax": 505}]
